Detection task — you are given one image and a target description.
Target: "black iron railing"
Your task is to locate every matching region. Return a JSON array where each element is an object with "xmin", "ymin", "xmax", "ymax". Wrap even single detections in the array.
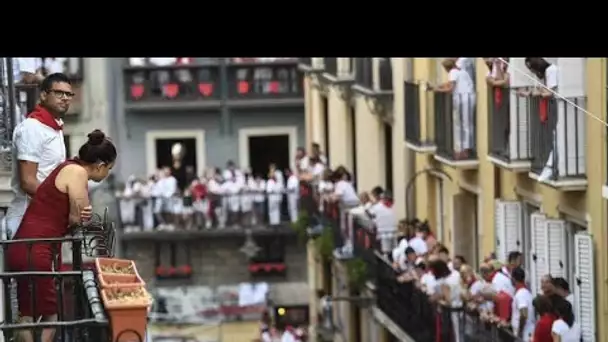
[
  {"xmin": 488, "ymin": 87, "xmax": 532, "ymax": 162},
  {"xmin": 118, "ymin": 190, "xmax": 302, "ymax": 232},
  {"xmin": 323, "ymin": 58, "xmax": 337, "ymax": 76},
  {"xmin": 404, "ymin": 81, "xmax": 423, "ymax": 146},
  {"xmin": 378, "ymin": 58, "xmax": 393, "ymax": 91},
  {"xmin": 355, "ymin": 58, "xmax": 373, "ymax": 90},
  {"xmin": 529, "ymin": 95, "xmax": 586, "ymax": 179},
  {"xmin": 433, "ymin": 91, "xmax": 477, "ymax": 161},
  {"xmin": 124, "ymin": 63, "xmax": 221, "ymax": 102},
  {"xmin": 0, "ymin": 214, "xmax": 126, "ymax": 342},
  {"xmin": 226, "ymin": 61, "xmax": 302, "ymax": 99}
]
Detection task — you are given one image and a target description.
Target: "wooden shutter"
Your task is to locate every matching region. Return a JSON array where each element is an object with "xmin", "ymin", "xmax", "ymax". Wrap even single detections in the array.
[
  {"xmin": 529, "ymin": 213, "xmax": 548, "ymax": 295},
  {"xmin": 494, "ymin": 200, "xmax": 523, "ymax": 262},
  {"xmin": 546, "ymin": 219, "xmax": 568, "ymax": 278},
  {"xmin": 435, "ymin": 182, "xmax": 446, "ymax": 243},
  {"xmin": 556, "ymin": 58, "xmax": 585, "ymax": 98},
  {"xmin": 574, "ymin": 233, "xmax": 596, "ymax": 342}
]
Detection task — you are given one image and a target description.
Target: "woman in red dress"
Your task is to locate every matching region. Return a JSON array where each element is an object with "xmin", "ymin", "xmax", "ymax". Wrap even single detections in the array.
[{"xmin": 7, "ymin": 129, "xmax": 117, "ymax": 342}]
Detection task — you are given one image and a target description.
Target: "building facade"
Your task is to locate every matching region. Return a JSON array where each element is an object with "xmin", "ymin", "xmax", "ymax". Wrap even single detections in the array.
[{"xmin": 302, "ymin": 58, "xmax": 606, "ymax": 342}]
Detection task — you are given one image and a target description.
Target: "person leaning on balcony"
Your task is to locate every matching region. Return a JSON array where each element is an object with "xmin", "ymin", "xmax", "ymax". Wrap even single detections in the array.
[
  {"xmin": 6, "ymin": 73, "xmax": 75, "ymax": 239},
  {"xmin": 429, "ymin": 259, "xmax": 463, "ymax": 342},
  {"xmin": 519, "ymin": 58, "xmax": 559, "ymax": 182},
  {"xmin": 7, "ymin": 129, "xmax": 116, "ymax": 342},
  {"xmin": 429, "ymin": 58, "xmax": 476, "ymax": 159}
]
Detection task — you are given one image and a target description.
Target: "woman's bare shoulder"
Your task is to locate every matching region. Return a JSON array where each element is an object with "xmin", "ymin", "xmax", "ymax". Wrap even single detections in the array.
[{"xmin": 59, "ymin": 164, "xmax": 88, "ymax": 178}]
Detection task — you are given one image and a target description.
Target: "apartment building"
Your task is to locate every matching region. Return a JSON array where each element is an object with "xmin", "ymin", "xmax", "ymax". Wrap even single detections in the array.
[{"xmin": 301, "ymin": 58, "xmax": 606, "ymax": 342}]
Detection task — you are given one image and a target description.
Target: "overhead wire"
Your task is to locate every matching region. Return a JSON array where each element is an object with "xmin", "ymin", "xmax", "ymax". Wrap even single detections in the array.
[{"xmin": 496, "ymin": 57, "xmax": 607, "ymax": 127}]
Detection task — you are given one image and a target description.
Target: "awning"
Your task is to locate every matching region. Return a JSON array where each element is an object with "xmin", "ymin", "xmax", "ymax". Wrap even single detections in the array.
[{"xmin": 268, "ymin": 282, "xmax": 309, "ymax": 306}]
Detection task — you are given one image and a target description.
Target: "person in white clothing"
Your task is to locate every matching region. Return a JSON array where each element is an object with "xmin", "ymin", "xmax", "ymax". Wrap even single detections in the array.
[
  {"xmin": 6, "ymin": 73, "xmax": 86, "ymax": 239},
  {"xmin": 431, "ymin": 58, "xmax": 476, "ymax": 159},
  {"xmin": 285, "ymin": 169, "xmax": 299, "ymax": 223},
  {"xmin": 431, "ymin": 259, "xmax": 463, "ymax": 342},
  {"xmin": 155, "ymin": 167, "xmax": 178, "ymax": 230},
  {"xmin": 367, "ymin": 189, "xmax": 397, "ymax": 255},
  {"xmin": 551, "ymin": 299, "xmax": 581, "ymax": 342},
  {"xmin": 221, "ymin": 172, "xmax": 241, "ymax": 227},
  {"xmin": 240, "ymin": 171, "xmax": 255, "ymax": 225},
  {"xmin": 266, "ymin": 174, "xmax": 284, "ymax": 225},
  {"xmin": 511, "ymin": 268, "xmax": 535, "ymax": 341},
  {"xmin": 206, "ymin": 172, "xmax": 224, "ymax": 229},
  {"xmin": 523, "ymin": 57, "xmax": 559, "ymax": 182},
  {"xmin": 408, "ymin": 224, "xmax": 429, "ymax": 257},
  {"xmin": 252, "ymin": 175, "xmax": 266, "ymax": 225}
]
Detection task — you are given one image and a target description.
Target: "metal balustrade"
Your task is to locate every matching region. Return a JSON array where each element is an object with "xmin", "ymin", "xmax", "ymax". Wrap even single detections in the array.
[
  {"xmin": 0, "ymin": 213, "xmax": 127, "ymax": 342},
  {"xmin": 404, "ymin": 81, "xmax": 423, "ymax": 146},
  {"xmin": 488, "ymin": 87, "xmax": 532, "ymax": 163},
  {"xmin": 378, "ymin": 58, "xmax": 393, "ymax": 92},
  {"xmin": 433, "ymin": 92, "xmax": 478, "ymax": 161},
  {"xmin": 323, "ymin": 58, "xmax": 337, "ymax": 76},
  {"xmin": 528, "ymin": 95, "xmax": 586, "ymax": 179},
  {"xmin": 118, "ymin": 190, "xmax": 302, "ymax": 232},
  {"xmin": 226, "ymin": 61, "xmax": 303, "ymax": 100},
  {"xmin": 354, "ymin": 58, "xmax": 373, "ymax": 91}
]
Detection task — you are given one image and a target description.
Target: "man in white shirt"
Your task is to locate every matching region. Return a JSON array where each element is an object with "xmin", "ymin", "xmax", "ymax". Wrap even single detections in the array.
[
  {"xmin": 524, "ymin": 58, "xmax": 559, "ymax": 182},
  {"xmin": 5, "ymin": 73, "xmax": 90, "ymax": 238},
  {"xmin": 408, "ymin": 225, "xmax": 429, "ymax": 257},
  {"xmin": 432, "ymin": 58, "xmax": 476, "ymax": 159},
  {"xmin": 511, "ymin": 268, "xmax": 535, "ymax": 341},
  {"xmin": 367, "ymin": 189, "xmax": 396, "ymax": 255}
]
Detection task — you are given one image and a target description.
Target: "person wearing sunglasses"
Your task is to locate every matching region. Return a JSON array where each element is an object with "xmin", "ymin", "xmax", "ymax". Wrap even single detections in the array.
[{"xmin": 5, "ymin": 72, "xmax": 87, "ymax": 240}]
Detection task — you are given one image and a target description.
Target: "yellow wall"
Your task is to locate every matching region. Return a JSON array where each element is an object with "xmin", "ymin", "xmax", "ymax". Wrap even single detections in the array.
[{"xmin": 304, "ymin": 58, "xmax": 608, "ymax": 342}]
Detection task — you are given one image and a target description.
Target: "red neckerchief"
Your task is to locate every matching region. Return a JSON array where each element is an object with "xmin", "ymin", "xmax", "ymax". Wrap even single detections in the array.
[
  {"xmin": 467, "ymin": 276, "xmax": 477, "ymax": 288},
  {"xmin": 488, "ymin": 271, "xmax": 499, "ymax": 282},
  {"xmin": 28, "ymin": 105, "xmax": 62, "ymax": 131},
  {"xmin": 540, "ymin": 96, "xmax": 549, "ymax": 123},
  {"xmin": 515, "ymin": 282, "xmax": 528, "ymax": 291}
]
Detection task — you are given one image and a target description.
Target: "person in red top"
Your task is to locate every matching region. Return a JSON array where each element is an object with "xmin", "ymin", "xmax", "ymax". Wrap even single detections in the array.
[
  {"xmin": 532, "ymin": 295, "xmax": 557, "ymax": 342},
  {"xmin": 7, "ymin": 129, "xmax": 117, "ymax": 342}
]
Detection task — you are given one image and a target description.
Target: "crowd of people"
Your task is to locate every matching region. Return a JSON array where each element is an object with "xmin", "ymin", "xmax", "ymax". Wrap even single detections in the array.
[
  {"xmin": 119, "ymin": 161, "xmax": 301, "ymax": 232},
  {"xmin": 303, "ymin": 152, "xmax": 582, "ymax": 342},
  {"xmin": 384, "ymin": 220, "xmax": 581, "ymax": 342}
]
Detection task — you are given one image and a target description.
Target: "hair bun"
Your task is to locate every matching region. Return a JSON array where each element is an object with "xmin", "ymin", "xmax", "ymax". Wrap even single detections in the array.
[{"xmin": 87, "ymin": 129, "xmax": 105, "ymax": 146}]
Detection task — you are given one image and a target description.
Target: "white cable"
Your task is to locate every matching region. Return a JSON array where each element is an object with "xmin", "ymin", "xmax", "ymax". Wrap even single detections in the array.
[{"xmin": 496, "ymin": 57, "xmax": 608, "ymax": 127}]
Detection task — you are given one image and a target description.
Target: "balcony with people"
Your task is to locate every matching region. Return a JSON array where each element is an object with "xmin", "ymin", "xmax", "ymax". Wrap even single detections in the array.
[
  {"xmin": 123, "ymin": 58, "xmax": 303, "ymax": 111},
  {"xmin": 428, "ymin": 58, "xmax": 478, "ymax": 168},
  {"xmin": 300, "ymin": 182, "xmax": 588, "ymax": 342}
]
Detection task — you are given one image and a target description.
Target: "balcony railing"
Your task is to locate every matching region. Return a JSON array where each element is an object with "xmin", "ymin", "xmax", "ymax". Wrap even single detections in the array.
[
  {"xmin": 323, "ymin": 58, "xmax": 337, "ymax": 76},
  {"xmin": 354, "ymin": 58, "xmax": 373, "ymax": 91},
  {"xmin": 404, "ymin": 81, "xmax": 427, "ymax": 147},
  {"xmin": 0, "ymin": 218, "xmax": 118, "ymax": 342},
  {"xmin": 529, "ymin": 95, "xmax": 586, "ymax": 179},
  {"xmin": 124, "ymin": 59, "xmax": 303, "ymax": 107},
  {"xmin": 118, "ymin": 190, "xmax": 301, "ymax": 233},
  {"xmin": 433, "ymin": 91, "xmax": 477, "ymax": 161},
  {"xmin": 226, "ymin": 61, "xmax": 303, "ymax": 100},
  {"xmin": 124, "ymin": 63, "xmax": 221, "ymax": 103},
  {"xmin": 488, "ymin": 87, "xmax": 532, "ymax": 163},
  {"xmin": 378, "ymin": 58, "xmax": 393, "ymax": 92}
]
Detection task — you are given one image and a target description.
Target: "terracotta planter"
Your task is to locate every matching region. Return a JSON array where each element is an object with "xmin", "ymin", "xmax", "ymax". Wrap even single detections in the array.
[
  {"xmin": 95, "ymin": 257, "xmax": 142, "ymax": 283},
  {"xmin": 99, "ymin": 272, "xmax": 145, "ymax": 289},
  {"xmin": 101, "ymin": 285, "xmax": 151, "ymax": 342}
]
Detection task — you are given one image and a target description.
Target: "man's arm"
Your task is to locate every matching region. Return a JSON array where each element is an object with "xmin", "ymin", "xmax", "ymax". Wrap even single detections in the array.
[
  {"xmin": 18, "ymin": 161, "xmax": 39, "ymax": 197},
  {"xmin": 65, "ymin": 167, "xmax": 91, "ymax": 226}
]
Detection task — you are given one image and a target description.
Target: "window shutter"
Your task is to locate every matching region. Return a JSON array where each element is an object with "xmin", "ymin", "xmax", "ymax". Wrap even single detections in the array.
[
  {"xmin": 494, "ymin": 200, "xmax": 506, "ymax": 262},
  {"xmin": 495, "ymin": 200, "xmax": 522, "ymax": 262},
  {"xmin": 556, "ymin": 58, "xmax": 585, "ymax": 98},
  {"xmin": 574, "ymin": 233, "xmax": 596, "ymax": 342},
  {"xmin": 530, "ymin": 212, "xmax": 548, "ymax": 295},
  {"xmin": 555, "ymin": 96, "xmax": 586, "ymax": 178},
  {"xmin": 312, "ymin": 58, "xmax": 324, "ymax": 69},
  {"xmin": 508, "ymin": 58, "xmax": 537, "ymax": 88},
  {"xmin": 546, "ymin": 219, "xmax": 568, "ymax": 279}
]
